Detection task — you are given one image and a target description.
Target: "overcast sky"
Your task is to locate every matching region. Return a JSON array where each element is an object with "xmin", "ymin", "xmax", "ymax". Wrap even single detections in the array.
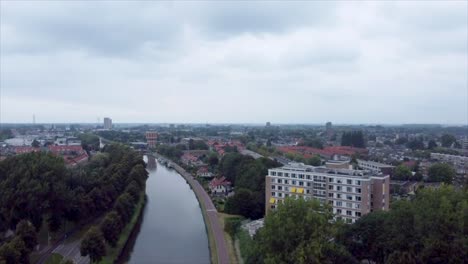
[{"xmin": 1, "ymin": 1, "xmax": 467, "ymax": 124}]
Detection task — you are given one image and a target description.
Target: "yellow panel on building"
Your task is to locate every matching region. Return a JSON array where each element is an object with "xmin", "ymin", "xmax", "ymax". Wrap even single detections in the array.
[
  {"xmin": 269, "ymin": 197, "xmax": 276, "ymax": 204},
  {"xmin": 297, "ymin": 188, "xmax": 304, "ymax": 194},
  {"xmin": 291, "ymin": 187, "xmax": 296, "ymax": 193}
]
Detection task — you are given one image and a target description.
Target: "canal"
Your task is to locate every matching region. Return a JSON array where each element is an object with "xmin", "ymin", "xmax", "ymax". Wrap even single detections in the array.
[{"xmin": 122, "ymin": 158, "xmax": 210, "ymax": 264}]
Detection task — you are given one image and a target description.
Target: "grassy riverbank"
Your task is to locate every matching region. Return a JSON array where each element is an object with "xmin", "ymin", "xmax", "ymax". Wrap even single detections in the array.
[{"xmin": 98, "ymin": 194, "xmax": 147, "ymax": 264}]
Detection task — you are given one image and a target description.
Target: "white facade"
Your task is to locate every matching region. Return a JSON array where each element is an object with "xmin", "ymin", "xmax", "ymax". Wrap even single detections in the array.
[{"xmin": 266, "ymin": 163, "xmax": 389, "ymax": 223}]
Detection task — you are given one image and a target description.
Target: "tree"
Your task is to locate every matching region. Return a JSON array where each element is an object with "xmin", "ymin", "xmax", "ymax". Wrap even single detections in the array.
[
  {"xmin": 253, "ymin": 198, "xmax": 357, "ymax": 264},
  {"xmin": 393, "ymin": 165, "xmax": 412, "ymax": 181},
  {"xmin": 31, "ymin": 139, "xmax": 40, "ymax": 148},
  {"xmin": 113, "ymin": 193, "xmax": 135, "ymax": 224},
  {"xmin": 306, "ymin": 155, "xmax": 321, "ymax": 166},
  {"xmin": 339, "ymin": 186, "xmax": 467, "ymax": 263},
  {"xmin": 427, "ymin": 140, "xmax": 437, "ymax": 149},
  {"xmin": 15, "ymin": 220, "xmax": 37, "ymax": 251},
  {"xmin": 80, "ymin": 226, "xmax": 107, "ymax": 263},
  {"xmin": 341, "ymin": 131, "xmax": 366, "ymax": 148},
  {"xmin": 441, "ymin": 134, "xmax": 456, "ymax": 148},
  {"xmin": 224, "ymin": 217, "xmax": 242, "ymax": 240},
  {"xmin": 427, "ymin": 163, "xmax": 455, "ymax": 184},
  {"xmin": 100, "ymin": 211, "xmax": 123, "ymax": 247},
  {"xmin": 0, "ymin": 237, "xmax": 29, "ymax": 264},
  {"xmin": 406, "ymin": 138, "xmax": 425, "ymax": 150}
]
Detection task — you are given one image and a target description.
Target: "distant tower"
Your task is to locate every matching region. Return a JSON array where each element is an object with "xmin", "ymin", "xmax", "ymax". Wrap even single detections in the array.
[
  {"xmin": 33, "ymin": 114, "xmax": 36, "ymax": 125},
  {"xmin": 266, "ymin": 122, "xmax": 271, "ymax": 127},
  {"xmin": 325, "ymin": 122, "xmax": 333, "ymax": 138},
  {"xmin": 103, "ymin": 117, "xmax": 112, "ymax": 130},
  {"xmin": 146, "ymin": 131, "xmax": 158, "ymax": 148}
]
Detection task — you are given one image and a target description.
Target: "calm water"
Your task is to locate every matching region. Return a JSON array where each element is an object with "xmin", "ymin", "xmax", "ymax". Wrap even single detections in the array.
[{"xmin": 125, "ymin": 159, "xmax": 210, "ymax": 264}]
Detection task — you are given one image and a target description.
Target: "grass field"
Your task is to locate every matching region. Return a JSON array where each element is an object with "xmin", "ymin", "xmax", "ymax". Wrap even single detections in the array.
[
  {"xmin": 217, "ymin": 213, "xmax": 243, "ymax": 264},
  {"xmin": 44, "ymin": 253, "xmax": 64, "ymax": 264}
]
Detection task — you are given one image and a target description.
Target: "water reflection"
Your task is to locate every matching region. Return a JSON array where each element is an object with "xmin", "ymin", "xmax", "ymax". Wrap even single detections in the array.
[{"xmin": 120, "ymin": 159, "xmax": 210, "ymax": 264}]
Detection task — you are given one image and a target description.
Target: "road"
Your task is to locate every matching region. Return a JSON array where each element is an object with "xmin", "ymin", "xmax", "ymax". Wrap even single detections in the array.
[{"xmin": 155, "ymin": 154, "xmax": 230, "ymax": 264}]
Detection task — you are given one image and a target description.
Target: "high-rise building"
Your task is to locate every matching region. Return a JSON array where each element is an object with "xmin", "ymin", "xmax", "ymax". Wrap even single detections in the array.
[
  {"xmin": 146, "ymin": 131, "xmax": 158, "ymax": 148},
  {"xmin": 266, "ymin": 122, "xmax": 271, "ymax": 127},
  {"xmin": 103, "ymin": 117, "xmax": 112, "ymax": 130},
  {"xmin": 266, "ymin": 162, "xmax": 389, "ymax": 223}
]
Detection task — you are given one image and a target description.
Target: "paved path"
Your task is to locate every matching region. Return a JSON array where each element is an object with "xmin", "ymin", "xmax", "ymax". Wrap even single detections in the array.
[{"xmin": 155, "ymin": 154, "xmax": 230, "ymax": 264}]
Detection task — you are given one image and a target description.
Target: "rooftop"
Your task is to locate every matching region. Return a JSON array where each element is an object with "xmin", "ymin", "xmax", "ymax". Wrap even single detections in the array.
[{"xmin": 270, "ymin": 162, "xmax": 387, "ymax": 179}]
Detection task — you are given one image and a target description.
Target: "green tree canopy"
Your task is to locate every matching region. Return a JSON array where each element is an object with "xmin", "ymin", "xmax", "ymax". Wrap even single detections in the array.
[
  {"xmin": 253, "ymin": 198, "xmax": 357, "ymax": 264},
  {"xmin": 341, "ymin": 131, "xmax": 366, "ymax": 148},
  {"xmin": 440, "ymin": 134, "xmax": 456, "ymax": 148},
  {"xmin": 427, "ymin": 163, "xmax": 455, "ymax": 184},
  {"xmin": 393, "ymin": 165, "xmax": 412, "ymax": 181},
  {"xmin": 80, "ymin": 226, "xmax": 107, "ymax": 263}
]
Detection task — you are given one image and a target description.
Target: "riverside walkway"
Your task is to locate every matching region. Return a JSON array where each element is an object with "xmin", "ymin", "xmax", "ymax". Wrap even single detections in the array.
[{"xmin": 153, "ymin": 153, "xmax": 230, "ymax": 264}]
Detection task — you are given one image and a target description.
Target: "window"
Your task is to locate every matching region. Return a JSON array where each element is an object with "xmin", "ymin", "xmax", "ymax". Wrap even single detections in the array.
[
  {"xmin": 337, "ymin": 179, "xmax": 342, "ymax": 184},
  {"xmin": 329, "ymin": 178, "xmax": 334, "ymax": 182},
  {"xmin": 306, "ymin": 175, "xmax": 311, "ymax": 180},
  {"xmin": 278, "ymin": 186, "xmax": 283, "ymax": 191},
  {"xmin": 346, "ymin": 187, "xmax": 352, "ymax": 192},
  {"xmin": 356, "ymin": 196, "xmax": 361, "ymax": 201},
  {"xmin": 337, "ymin": 186, "xmax": 342, "ymax": 191},
  {"xmin": 271, "ymin": 192, "xmax": 276, "ymax": 196},
  {"xmin": 356, "ymin": 188, "xmax": 361, "ymax": 193},
  {"xmin": 347, "ymin": 195, "xmax": 353, "ymax": 201},
  {"xmin": 299, "ymin": 174, "xmax": 304, "ymax": 179},
  {"xmin": 277, "ymin": 172, "xmax": 283, "ymax": 176},
  {"xmin": 278, "ymin": 179, "xmax": 282, "ymax": 184},
  {"xmin": 346, "ymin": 202, "xmax": 352, "ymax": 208},
  {"xmin": 284, "ymin": 180, "xmax": 289, "ymax": 184},
  {"xmin": 336, "ymin": 209, "xmax": 342, "ymax": 214},
  {"xmin": 272, "ymin": 185, "xmax": 276, "ymax": 190},
  {"xmin": 271, "ymin": 171, "xmax": 276, "ymax": 176},
  {"xmin": 329, "ymin": 185, "xmax": 333, "ymax": 190},
  {"xmin": 346, "ymin": 210, "xmax": 352, "ymax": 216},
  {"xmin": 292, "ymin": 180, "xmax": 296, "ymax": 185},
  {"xmin": 328, "ymin": 193, "xmax": 334, "ymax": 198},
  {"xmin": 336, "ymin": 201, "xmax": 343, "ymax": 207},
  {"xmin": 356, "ymin": 212, "xmax": 361, "ymax": 217},
  {"xmin": 291, "ymin": 173, "xmax": 296, "ymax": 178},
  {"xmin": 355, "ymin": 204, "xmax": 360, "ymax": 209},
  {"xmin": 299, "ymin": 181, "xmax": 304, "ymax": 186},
  {"xmin": 307, "ymin": 182, "xmax": 311, "ymax": 187},
  {"xmin": 347, "ymin": 179, "xmax": 352, "ymax": 185},
  {"xmin": 271, "ymin": 205, "xmax": 276, "ymax": 209},
  {"xmin": 355, "ymin": 180, "xmax": 361, "ymax": 185},
  {"xmin": 337, "ymin": 194, "xmax": 342, "ymax": 199},
  {"xmin": 284, "ymin": 173, "xmax": 289, "ymax": 177}
]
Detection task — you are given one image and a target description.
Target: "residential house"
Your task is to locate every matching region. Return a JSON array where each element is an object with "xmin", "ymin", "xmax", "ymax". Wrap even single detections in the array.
[{"xmin": 209, "ymin": 176, "xmax": 232, "ymax": 195}]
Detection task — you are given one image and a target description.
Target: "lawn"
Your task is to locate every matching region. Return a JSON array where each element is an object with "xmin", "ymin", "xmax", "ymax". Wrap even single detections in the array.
[
  {"xmin": 44, "ymin": 253, "xmax": 64, "ymax": 264},
  {"xmin": 217, "ymin": 213, "xmax": 243, "ymax": 264}
]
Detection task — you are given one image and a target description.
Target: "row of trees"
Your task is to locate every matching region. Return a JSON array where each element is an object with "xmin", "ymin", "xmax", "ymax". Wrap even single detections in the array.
[
  {"xmin": 0, "ymin": 144, "xmax": 148, "ymax": 263},
  {"xmin": 219, "ymin": 153, "xmax": 280, "ymax": 219},
  {"xmin": 80, "ymin": 180, "xmax": 144, "ymax": 262},
  {"xmin": 392, "ymin": 163, "xmax": 455, "ymax": 184},
  {"xmin": 244, "ymin": 186, "xmax": 467, "ymax": 264}
]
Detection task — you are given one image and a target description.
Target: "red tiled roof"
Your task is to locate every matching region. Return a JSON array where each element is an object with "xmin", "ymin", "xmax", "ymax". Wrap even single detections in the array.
[
  {"xmin": 14, "ymin": 146, "xmax": 40, "ymax": 154},
  {"xmin": 209, "ymin": 176, "xmax": 231, "ymax": 187}
]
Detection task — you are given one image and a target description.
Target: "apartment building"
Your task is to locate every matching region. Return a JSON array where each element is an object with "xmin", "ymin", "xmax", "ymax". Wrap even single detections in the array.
[
  {"xmin": 266, "ymin": 163, "xmax": 390, "ymax": 223},
  {"xmin": 103, "ymin": 117, "xmax": 113, "ymax": 130},
  {"xmin": 357, "ymin": 159, "xmax": 395, "ymax": 175}
]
